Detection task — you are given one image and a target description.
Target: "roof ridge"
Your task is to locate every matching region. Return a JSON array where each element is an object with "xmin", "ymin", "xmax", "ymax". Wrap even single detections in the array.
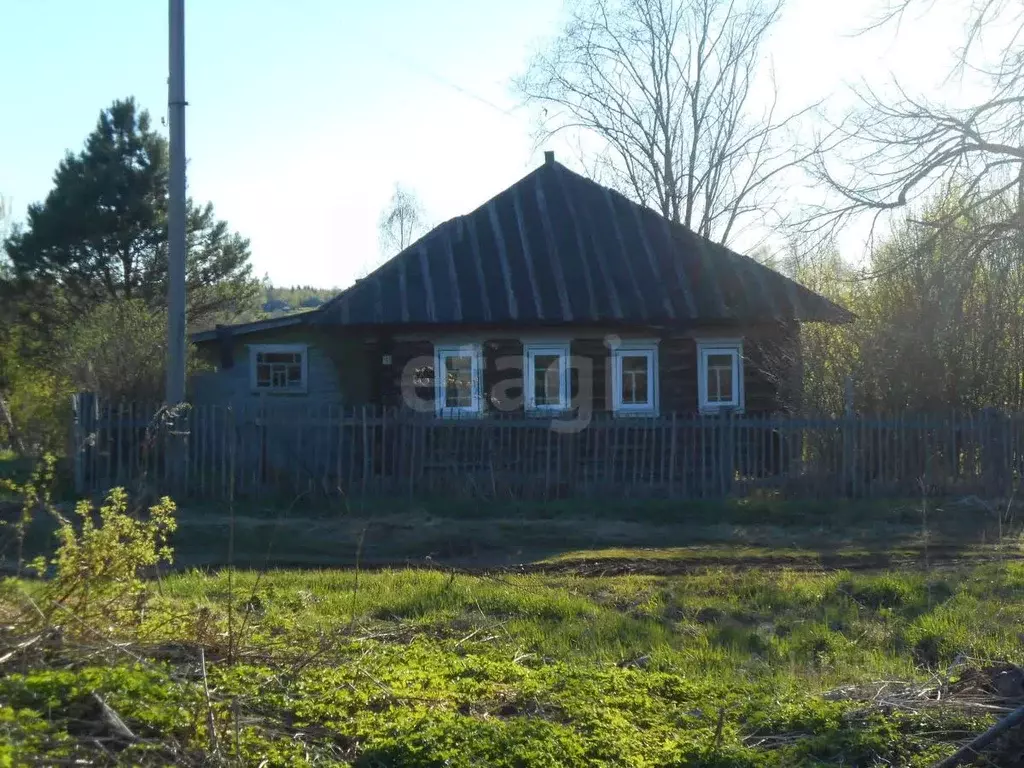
[
  {"xmin": 318, "ymin": 164, "xmax": 553, "ymax": 315},
  {"xmin": 307, "ymin": 159, "xmax": 852, "ymax": 327},
  {"xmin": 554, "ymin": 163, "xmax": 853, "ymax": 321}
]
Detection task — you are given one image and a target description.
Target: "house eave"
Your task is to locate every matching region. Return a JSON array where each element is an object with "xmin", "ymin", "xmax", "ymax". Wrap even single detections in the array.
[
  {"xmin": 310, "ymin": 312, "xmax": 852, "ymax": 332},
  {"xmin": 190, "ymin": 311, "xmax": 317, "ymax": 344}
]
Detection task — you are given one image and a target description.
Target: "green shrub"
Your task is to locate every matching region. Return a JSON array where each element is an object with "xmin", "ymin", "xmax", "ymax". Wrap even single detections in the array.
[
  {"xmin": 33, "ymin": 488, "xmax": 176, "ymax": 628},
  {"xmin": 0, "ymin": 454, "xmax": 58, "ymax": 572},
  {"xmin": 59, "ymin": 298, "xmax": 208, "ymax": 401},
  {"xmin": 0, "ymin": 330, "xmax": 70, "ymax": 455}
]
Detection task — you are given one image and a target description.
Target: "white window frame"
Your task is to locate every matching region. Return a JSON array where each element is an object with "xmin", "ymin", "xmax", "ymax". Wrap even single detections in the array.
[
  {"xmin": 523, "ymin": 342, "xmax": 570, "ymax": 412},
  {"xmin": 697, "ymin": 339, "xmax": 744, "ymax": 413},
  {"xmin": 610, "ymin": 341, "xmax": 659, "ymax": 416},
  {"xmin": 435, "ymin": 343, "xmax": 483, "ymax": 418},
  {"xmin": 250, "ymin": 344, "xmax": 308, "ymax": 394}
]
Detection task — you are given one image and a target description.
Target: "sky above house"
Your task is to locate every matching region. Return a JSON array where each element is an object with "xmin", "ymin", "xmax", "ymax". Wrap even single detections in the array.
[{"xmin": 0, "ymin": 0, "xmax": 978, "ymax": 289}]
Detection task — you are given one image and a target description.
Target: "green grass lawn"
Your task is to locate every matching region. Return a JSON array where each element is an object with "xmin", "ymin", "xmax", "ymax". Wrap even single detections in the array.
[
  {"xmin": 4, "ymin": 560, "xmax": 1024, "ymax": 765},
  {"xmin": 4, "ymin": 491, "xmax": 1024, "ymax": 764}
]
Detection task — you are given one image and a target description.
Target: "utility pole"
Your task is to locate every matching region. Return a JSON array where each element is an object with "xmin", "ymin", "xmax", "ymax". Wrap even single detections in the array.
[{"xmin": 166, "ymin": 0, "xmax": 186, "ymax": 405}]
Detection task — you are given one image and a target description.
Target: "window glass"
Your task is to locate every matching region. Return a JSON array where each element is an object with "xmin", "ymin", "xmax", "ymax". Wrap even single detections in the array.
[
  {"xmin": 705, "ymin": 353, "xmax": 734, "ymax": 403},
  {"xmin": 444, "ymin": 354, "xmax": 474, "ymax": 408},
  {"xmin": 697, "ymin": 342, "xmax": 743, "ymax": 411},
  {"xmin": 524, "ymin": 344, "xmax": 569, "ymax": 411},
  {"xmin": 620, "ymin": 354, "xmax": 649, "ymax": 405},
  {"xmin": 533, "ymin": 353, "xmax": 561, "ymax": 406},
  {"xmin": 610, "ymin": 345, "xmax": 658, "ymax": 414},
  {"xmin": 434, "ymin": 345, "xmax": 481, "ymax": 416},
  {"xmin": 254, "ymin": 349, "xmax": 304, "ymax": 391}
]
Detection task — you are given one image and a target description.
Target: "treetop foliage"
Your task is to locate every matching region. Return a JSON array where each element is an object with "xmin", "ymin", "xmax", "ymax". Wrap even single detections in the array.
[{"xmin": 3, "ymin": 98, "xmax": 258, "ymax": 332}]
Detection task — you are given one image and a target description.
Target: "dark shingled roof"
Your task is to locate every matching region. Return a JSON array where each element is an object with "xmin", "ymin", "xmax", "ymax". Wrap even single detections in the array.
[{"xmin": 317, "ymin": 160, "xmax": 853, "ymax": 327}]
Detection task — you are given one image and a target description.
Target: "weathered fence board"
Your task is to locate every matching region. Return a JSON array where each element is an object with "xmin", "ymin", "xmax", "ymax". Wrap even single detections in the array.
[{"xmin": 69, "ymin": 395, "xmax": 1024, "ymax": 502}]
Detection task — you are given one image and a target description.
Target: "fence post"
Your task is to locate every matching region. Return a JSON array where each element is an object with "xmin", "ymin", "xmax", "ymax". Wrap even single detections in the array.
[
  {"xmin": 981, "ymin": 407, "xmax": 1010, "ymax": 496},
  {"xmin": 112, "ymin": 401, "xmax": 122, "ymax": 488},
  {"xmin": 720, "ymin": 411, "xmax": 737, "ymax": 497},
  {"xmin": 70, "ymin": 393, "xmax": 92, "ymax": 494},
  {"xmin": 361, "ymin": 406, "xmax": 370, "ymax": 498},
  {"xmin": 90, "ymin": 394, "xmax": 102, "ymax": 494},
  {"xmin": 135, "ymin": 401, "xmax": 1024, "ymax": 503},
  {"xmin": 668, "ymin": 412, "xmax": 677, "ymax": 498},
  {"xmin": 842, "ymin": 376, "xmax": 855, "ymax": 496}
]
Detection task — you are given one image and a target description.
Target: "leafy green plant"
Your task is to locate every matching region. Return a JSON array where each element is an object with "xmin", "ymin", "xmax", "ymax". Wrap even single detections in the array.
[
  {"xmin": 27, "ymin": 487, "xmax": 177, "ymax": 632},
  {"xmin": 59, "ymin": 299, "xmax": 210, "ymax": 402},
  {"xmin": 0, "ymin": 453, "xmax": 57, "ymax": 575},
  {"xmin": 3, "ymin": 560, "xmax": 1023, "ymax": 765},
  {"xmin": 0, "ymin": 327, "xmax": 71, "ymax": 456}
]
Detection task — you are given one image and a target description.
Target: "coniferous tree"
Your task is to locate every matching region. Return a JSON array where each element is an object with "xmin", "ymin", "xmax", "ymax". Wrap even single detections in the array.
[{"xmin": 3, "ymin": 98, "xmax": 258, "ymax": 331}]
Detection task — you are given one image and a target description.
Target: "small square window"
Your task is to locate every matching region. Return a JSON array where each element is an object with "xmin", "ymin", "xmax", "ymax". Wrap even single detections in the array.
[
  {"xmin": 435, "ymin": 344, "xmax": 482, "ymax": 417},
  {"xmin": 697, "ymin": 341, "xmax": 743, "ymax": 412},
  {"xmin": 611, "ymin": 342, "xmax": 658, "ymax": 415},
  {"xmin": 524, "ymin": 343, "xmax": 570, "ymax": 411},
  {"xmin": 250, "ymin": 345, "xmax": 307, "ymax": 393}
]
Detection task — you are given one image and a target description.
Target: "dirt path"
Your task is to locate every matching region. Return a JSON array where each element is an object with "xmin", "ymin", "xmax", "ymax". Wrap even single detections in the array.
[
  {"xmin": 254, "ymin": 545, "xmax": 1024, "ymax": 577},
  {"xmin": 515, "ymin": 549, "xmax": 1024, "ymax": 576}
]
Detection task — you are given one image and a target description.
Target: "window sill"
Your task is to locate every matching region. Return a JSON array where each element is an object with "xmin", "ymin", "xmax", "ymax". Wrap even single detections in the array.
[
  {"xmin": 251, "ymin": 388, "xmax": 309, "ymax": 396},
  {"xmin": 698, "ymin": 405, "xmax": 744, "ymax": 415},
  {"xmin": 612, "ymin": 408, "xmax": 659, "ymax": 418},
  {"xmin": 436, "ymin": 409, "xmax": 484, "ymax": 420},
  {"xmin": 525, "ymin": 406, "xmax": 572, "ymax": 416}
]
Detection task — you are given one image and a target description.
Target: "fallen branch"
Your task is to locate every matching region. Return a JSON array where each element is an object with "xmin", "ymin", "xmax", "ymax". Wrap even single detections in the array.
[
  {"xmin": 0, "ymin": 633, "xmax": 44, "ymax": 665},
  {"xmin": 201, "ymin": 647, "xmax": 219, "ymax": 757},
  {"xmin": 91, "ymin": 692, "xmax": 137, "ymax": 743},
  {"xmin": 455, "ymin": 620, "xmax": 508, "ymax": 648},
  {"xmin": 931, "ymin": 700, "xmax": 1024, "ymax": 768}
]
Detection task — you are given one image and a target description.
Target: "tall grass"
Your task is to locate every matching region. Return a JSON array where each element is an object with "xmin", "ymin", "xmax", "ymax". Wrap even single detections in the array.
[{"xmin": 6, "ymin": 559, "xmax": 1024, "ymax": 765}]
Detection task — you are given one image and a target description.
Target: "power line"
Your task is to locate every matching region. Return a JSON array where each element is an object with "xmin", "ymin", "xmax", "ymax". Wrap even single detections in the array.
[{"xmin": 358, "ymin": 39, "xmax": 525, "ymax": 121}]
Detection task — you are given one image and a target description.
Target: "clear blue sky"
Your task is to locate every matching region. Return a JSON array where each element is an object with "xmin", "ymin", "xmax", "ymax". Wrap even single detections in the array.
[{"xmin": 0, "ymin": 0, "xmax": 969, "ymax": 288}]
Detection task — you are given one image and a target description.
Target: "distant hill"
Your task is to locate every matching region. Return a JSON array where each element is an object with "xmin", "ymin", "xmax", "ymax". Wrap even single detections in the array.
[
  {"xmin": 259, "ymin": 285, "xmax": 338, "ymax": 317},
  {"xmin": 201, "ymin": 285, "xmax": 339, "ymax": 330}
]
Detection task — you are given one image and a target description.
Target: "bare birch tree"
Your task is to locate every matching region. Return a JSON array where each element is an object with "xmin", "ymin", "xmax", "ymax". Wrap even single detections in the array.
[
  {"xmin": 378, "ymin": 185, "xmax": 427, "ymax": 256},
  {"xmin": 0, "ymin": 194, "xmax": 11, "ymax": 275},
  {"xmin": 517, "ymin": 0, "xmax": 810, "ymax": 246},
  {"xmin": 811, "ymin": 0, "xmax": 1024, "ymax": 244}
]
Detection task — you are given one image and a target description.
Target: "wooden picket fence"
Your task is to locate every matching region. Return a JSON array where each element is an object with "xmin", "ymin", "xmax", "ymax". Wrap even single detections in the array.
[{"xmin": 70, "ymin": 394, "xmax": 1024, "ymax": 502}]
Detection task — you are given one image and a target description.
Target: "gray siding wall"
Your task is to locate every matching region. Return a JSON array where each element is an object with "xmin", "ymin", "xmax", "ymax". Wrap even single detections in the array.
[
  {"xmin": 191, "ymin": 337, "xmax": 343, "ymax": 407},
  {"xmin": 189, "ymin": 333, "xmax": 346, "ymax": 491}
]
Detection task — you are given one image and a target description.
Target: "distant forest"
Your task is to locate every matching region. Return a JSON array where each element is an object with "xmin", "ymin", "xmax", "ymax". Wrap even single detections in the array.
[
  {"xmin": 229, "ymin": 283, "xmax": 340, "ymax": 324},
  {"xmin": 260, "ymin": 284, "xmax": 339, "ymax": 314}
]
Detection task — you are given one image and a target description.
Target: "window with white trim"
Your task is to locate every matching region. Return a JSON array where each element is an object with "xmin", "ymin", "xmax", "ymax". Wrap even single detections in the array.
[
  {"xmin": 611, "ymin": 342, "xmax": 658, "ymax": 415},
  {"xmin": 251, "ymin": 344, "xmax": 308, "ymax": 393},
  {"xmin": 697, "ymin": 340, "xmax": 744, "ymax": 412},
  {"xmin": 435, "ymin": 344, "xmax": 483, "ymax": 417},
  {"xmin": 524, "ymin": 342, "xmax": 570, "ymax": 412}
]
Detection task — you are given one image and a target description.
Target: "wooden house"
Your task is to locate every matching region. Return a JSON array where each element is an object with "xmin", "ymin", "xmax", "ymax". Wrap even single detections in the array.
[{"xmin": 191, "ymin": 154, "xmax": 851, "ymax": 421}]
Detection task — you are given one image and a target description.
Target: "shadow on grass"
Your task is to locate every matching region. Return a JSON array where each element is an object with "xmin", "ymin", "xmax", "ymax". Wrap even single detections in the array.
[
  {"xmin": 3, "ymin": 491, "xmax": 1021, "ymax": 574},
  {"xmin": 161, "ymin": 495, "xmax": 1023, "ymax": 572}
]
